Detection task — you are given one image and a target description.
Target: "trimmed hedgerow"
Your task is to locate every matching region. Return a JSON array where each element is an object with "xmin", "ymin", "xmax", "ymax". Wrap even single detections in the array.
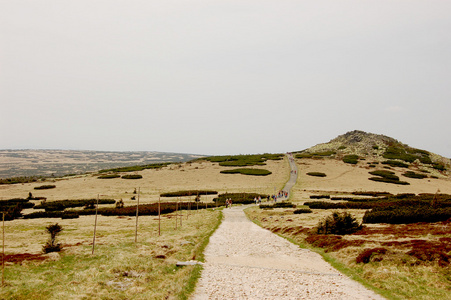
[
  {"xmin": 307, "ymin": 172, "xmax": 327, "ymax": 177},
  {"xmin": 97, "ymin": 174, "xmax": 120, "ymax": 179},
  {"xmin": 220, "ymin": 168, "xmax": 272, "ymax": 176},
  {"xmin": 34, "ymin": 185, "xmax": 56, "ymax": 190},
  {"xmin": 121, "ymin": 174, "xmax": 143, "ymax": 179},
  {"xmin": 160, "ymin": 190, "xmax": 218, "ymax": 197},
  {"xmin": 343, "ymin": 155, "xmax": 359, "ymax": 164}
]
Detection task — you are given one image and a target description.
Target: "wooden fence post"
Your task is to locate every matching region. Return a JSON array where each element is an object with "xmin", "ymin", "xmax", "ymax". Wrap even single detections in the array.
[
  {"xmin": 135, "ymin": 187, "xmax": 140, "ymax": 243},
  {"xmin": 92, "ymin": 194, "xmax": 99, "ymax": 255}
]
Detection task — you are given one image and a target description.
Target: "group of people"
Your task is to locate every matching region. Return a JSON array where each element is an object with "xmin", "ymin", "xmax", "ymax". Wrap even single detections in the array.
[
  {"xmin": 225, "ymin": 198, "xmax": 233, "ymax": 208},
  {"xmin": 254, "ymin": 196, "xmax": 262, "ymax": 204}
]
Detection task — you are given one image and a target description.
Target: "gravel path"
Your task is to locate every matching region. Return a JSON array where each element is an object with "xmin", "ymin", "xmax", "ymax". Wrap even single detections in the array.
[
  {"xmin": 191, "ymin": 154, "xmax": 385, "ymax": 299},
  {"xmin": 192, "ymin": 206, "xmax": 384, "ymax": 299}
]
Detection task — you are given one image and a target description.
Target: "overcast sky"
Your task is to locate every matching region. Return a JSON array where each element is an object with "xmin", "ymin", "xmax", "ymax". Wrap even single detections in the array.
[{"xmin": 1, "ymin": 1, "xmax": 450, "ymax": 157}]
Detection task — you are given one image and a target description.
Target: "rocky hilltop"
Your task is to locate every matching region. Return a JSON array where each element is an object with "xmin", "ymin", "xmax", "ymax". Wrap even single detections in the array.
[{"xmin": 298, "ymin": 130, "xmax": 451, "ymax": 174}]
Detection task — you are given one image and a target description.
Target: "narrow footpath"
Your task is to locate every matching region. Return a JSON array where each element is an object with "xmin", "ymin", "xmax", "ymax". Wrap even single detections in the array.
[{"xmin": 192, "ymin": 154, "xmax": 384, "ymax": 299}]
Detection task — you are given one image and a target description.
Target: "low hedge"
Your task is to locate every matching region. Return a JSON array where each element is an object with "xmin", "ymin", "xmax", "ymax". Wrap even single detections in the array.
[
  {"xmin": 34, "ymin": 199, "xmax": 116, "ymax": 211},
  {"xmin": 402, "ymin": 171, "xmax": 428, "ymax": 179},
  {"xmin": 34, "ymin": 185, "xmax": 56, "ymax": 190},
  {"xmin": 363, "ymin": 206, "xmax": 451, "ymax": 224},
  {"xmin": 307, "ymin": 172, "xmax": 327, "ymax": 177},
  {"xmin": 382, "ymin": 160, "xmax": 409, "ymax": 168},
  {"xmin": 309, "ymin": 195, "xmax": 330, "ymax": 199},
  {"xmin": 294, "ymin": 208, "xmax": 312, "ymax": 214},
  {"xmin": 220, "ymin": 168, "xmax": 272, "ymax": 176},
  {"xmin": 343, "ymin": 155, "xmax": 359, "ymax": 164},
  {"xmin": 121, "ymin": 174, "xmax": 143, "ymax": 179},
  {"xmin": 160, "ymin": 190, "xmax": 218, "ymax": 197},
  {"xmin": 97, "ymin": 174, "xmax": 121, "ymax": 179},
  {"xmin": 99, "ymin": 163, "xmax": 170, "ymax": 173}
]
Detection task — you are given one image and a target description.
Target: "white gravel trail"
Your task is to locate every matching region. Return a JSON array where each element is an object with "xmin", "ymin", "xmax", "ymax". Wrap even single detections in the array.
[{"xmin": 191, "ymin": 206, "xmax": 385, "ymax": 299}]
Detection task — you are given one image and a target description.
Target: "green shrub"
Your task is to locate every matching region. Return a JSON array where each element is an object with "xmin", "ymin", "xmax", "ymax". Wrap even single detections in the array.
[
  {"xmin": 97, "ymin": 174, "xmax": 120, "ymax": 179},
  {"xmin": 220, "ymin": 168, "xmax": 272, "ymax": 176},
  {"xmin": 382, "ymin": 160, "xmax": 409, "ymax": 168},
  {"xmin": 363, "ymin": 206, "xmax": 451, "ymax": 224},
  {"xmin": 368, "ymin": 170, "xmax": 410, "ymax": 185},
  {"xmin": 433, "ymin": 163, "xmax": 446, "ymax": 171},
  {"xmin": 369, "ymin": 170, "xmax": 398, "ymax": 180},
  {"xmin": 43, "ymin": 223, "xmax": 63, "ymax": 253},
  {"xmin": 121, "ymin": 174, "xmax": 143, "ymax": 179},
  {"xmin": 34, "ymin": 185, "xmax": 56, "ymax": 190},
  {"xmin": 369, "ymin": 177, "xmax": 410, "ymax": 185},
  {"xmin": 309, "ymin": 195, "xmax": 330, "ymax": 199},
  {"xmin": 312, "ymin": 151, "xmax": 336, "ymax": 157},
  {"xmin": 402, "ymin": 171, "xmax": 427, "ymax": 179},
  {"xmin": 294, "ymin": 208, "xmax": 312, "ymax": 214},
  {"xmin": 316, "ymin": 212, "xmax": 362, "ymax": 235},
  {"xmin": 307, "ymin": 172, "xmax": 327, "ymax": 177},
  {"xmin": 343, "ymin": 155, "xmax": 359, "ymax": 164}
]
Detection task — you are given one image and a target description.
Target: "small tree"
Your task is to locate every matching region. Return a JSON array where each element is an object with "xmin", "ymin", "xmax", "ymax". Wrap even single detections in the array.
[
  {"xmin": 316, "ymin": 212, "xmax": 362, "ymax": 235},
  {"xmin": 116, "ymin": 199, "xmax": 124, "ymax": 208},
  {"xmin": 43, "ymin": 223, "xmax": 63, "ymax": 253}
]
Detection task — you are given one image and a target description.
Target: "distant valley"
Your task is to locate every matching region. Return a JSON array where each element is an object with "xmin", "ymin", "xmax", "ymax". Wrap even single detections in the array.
[{"xmin": 0, "ymin": 149, "xmax": 205, "ymax": 178}]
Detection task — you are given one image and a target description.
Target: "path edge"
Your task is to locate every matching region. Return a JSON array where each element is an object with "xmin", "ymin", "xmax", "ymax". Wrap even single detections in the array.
[{"xmin": 243, "ymin": 206, "xmax": 390, "ymax": 300}]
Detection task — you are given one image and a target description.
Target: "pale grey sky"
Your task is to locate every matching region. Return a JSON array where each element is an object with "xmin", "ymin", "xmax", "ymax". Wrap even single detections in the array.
[{"xmin": 1, "ymin": 1, "xmax": 450, "ymax": 157}]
